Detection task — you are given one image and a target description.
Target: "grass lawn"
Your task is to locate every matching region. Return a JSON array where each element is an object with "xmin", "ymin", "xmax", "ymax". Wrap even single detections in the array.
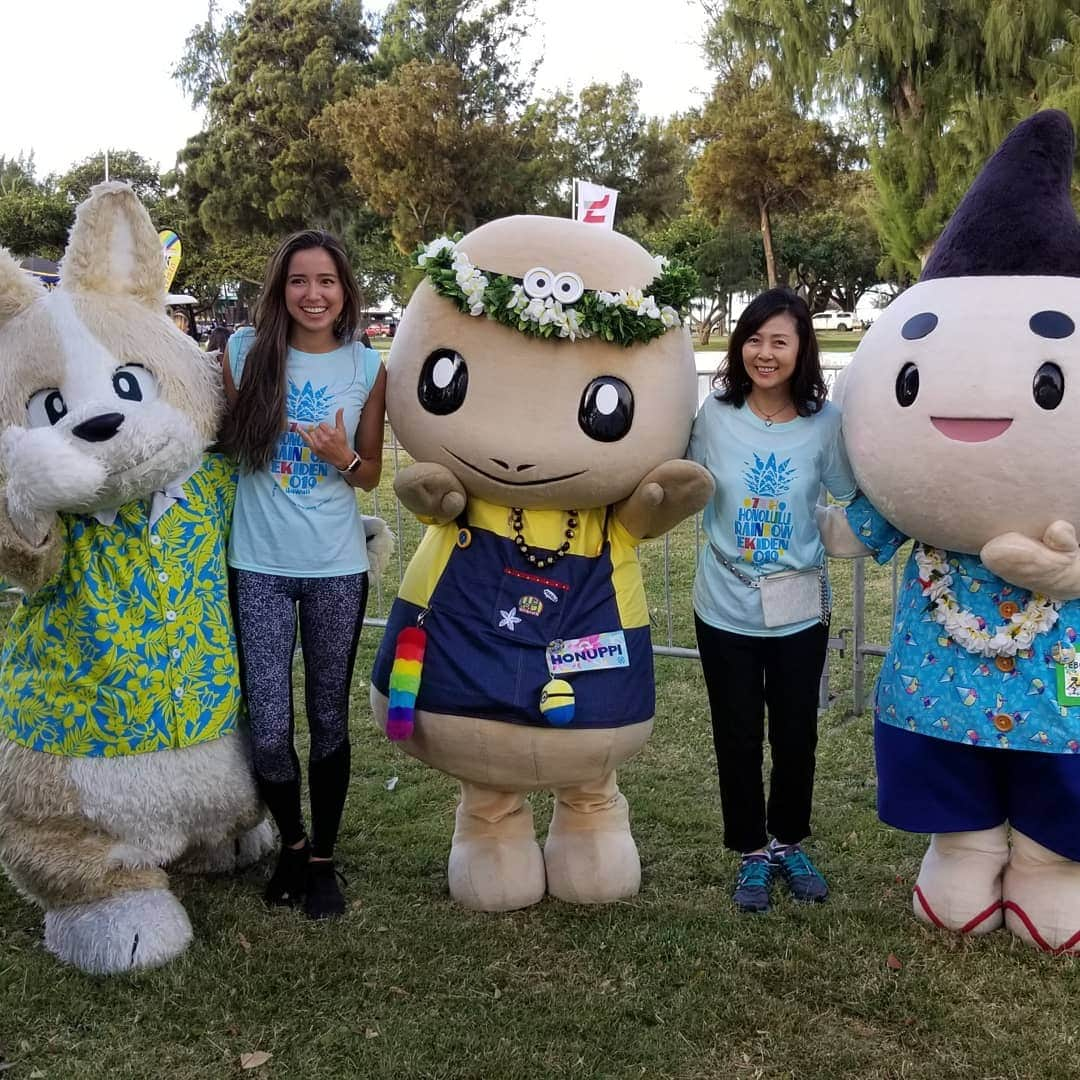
[
  {"xmin": 696, "ymin": 331, "xmax": 864, "ymax": 354},
  {"xmin": 1, "ymin": 452, "xmax": 1078, "ymax": 1080}
]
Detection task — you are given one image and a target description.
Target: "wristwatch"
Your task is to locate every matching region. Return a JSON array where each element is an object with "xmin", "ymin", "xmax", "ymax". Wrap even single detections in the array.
[{"xmin": 337, "ymin": 452, "xmax": 362, "ymax": 474}]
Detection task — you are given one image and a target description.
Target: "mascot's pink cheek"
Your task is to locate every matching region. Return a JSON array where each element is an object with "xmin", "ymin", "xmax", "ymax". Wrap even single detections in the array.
[{"xmin": 930, "ymin": 417, "xmax": 1013, "ymax": 442}]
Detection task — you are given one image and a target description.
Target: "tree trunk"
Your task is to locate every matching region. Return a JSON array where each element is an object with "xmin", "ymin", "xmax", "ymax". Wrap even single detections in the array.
[{"xmin": 759, "ymin": 198, "xmax": 777, "ymax": 287}]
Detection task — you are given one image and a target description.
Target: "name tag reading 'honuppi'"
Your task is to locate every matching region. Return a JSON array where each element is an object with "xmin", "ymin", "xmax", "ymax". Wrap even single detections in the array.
[{"xmin": 546, "ymin": 632, "xmax": 630, "ymax": 676}]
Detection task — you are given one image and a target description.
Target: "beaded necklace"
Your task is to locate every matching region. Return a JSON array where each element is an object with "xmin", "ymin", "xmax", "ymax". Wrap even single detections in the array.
[{"xmin": 510, "ymin": 508, "xmax": 578, "ymax": 569}]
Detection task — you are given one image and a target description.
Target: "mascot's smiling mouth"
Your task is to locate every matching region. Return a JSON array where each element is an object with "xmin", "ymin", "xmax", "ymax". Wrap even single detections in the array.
[
  {"xmin": 444, "ymin": 448, "xmax": 586, "ymax": 486},
  {"xmin": 930, "ymin": 417, "xmax": 1013, "ymax": 442}
]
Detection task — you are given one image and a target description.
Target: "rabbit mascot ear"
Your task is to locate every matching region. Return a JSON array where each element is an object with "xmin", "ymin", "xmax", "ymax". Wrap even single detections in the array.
[
  {"xmin": 840, "ymin": 110, "xmax": 1080, "ymax": 953},
  {"xmin": 0, "ymin": 182, "xmax": 271, "ymax": 975}
]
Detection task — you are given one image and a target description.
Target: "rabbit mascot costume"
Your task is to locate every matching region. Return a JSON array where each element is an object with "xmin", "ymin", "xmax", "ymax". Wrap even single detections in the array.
[
  {"xmin": 823, "ymin": 111, "xmax": 1080, "ymax": 953},
  {"xmin": 0, "ymin": 183, "xmax": 271, "ymax": 974},
  {"xmin": 370, "ymin": 216, "xmax": 713, "ymax": 912}
]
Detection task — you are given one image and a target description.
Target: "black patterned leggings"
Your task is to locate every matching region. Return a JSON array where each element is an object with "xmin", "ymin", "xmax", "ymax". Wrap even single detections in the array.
[{"xmin": 230, "ymin": 568, "xmax": 369, "ymax": 859}]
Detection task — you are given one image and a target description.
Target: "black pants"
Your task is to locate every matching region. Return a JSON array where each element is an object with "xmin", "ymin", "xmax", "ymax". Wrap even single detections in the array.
[
  {"xmin": 231, "ymin": 569, "xmax": 369, "ymax": 859},
  {"xmin": 694, "ymin": 615, "xmax": 829, "ymax": 854}
]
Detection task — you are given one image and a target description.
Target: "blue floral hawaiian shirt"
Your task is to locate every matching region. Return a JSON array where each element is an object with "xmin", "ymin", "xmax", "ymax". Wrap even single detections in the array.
[{"xmin": 848, "ymin": 494, "xmax": 1080, "ymax": 755}]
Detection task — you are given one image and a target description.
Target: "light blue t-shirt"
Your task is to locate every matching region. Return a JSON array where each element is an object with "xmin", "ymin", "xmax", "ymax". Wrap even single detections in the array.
[
  {"xmin": 688, "ymin": 396, "xmax": 856, "ymax": 636},
  {"xmin": 227, "ymin": 328, "xmax": 382, "ymax": 577}
]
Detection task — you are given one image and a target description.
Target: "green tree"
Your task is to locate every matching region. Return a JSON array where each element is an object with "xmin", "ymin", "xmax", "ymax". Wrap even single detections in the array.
[
  {"xmin": 0, "ymin": 189, "xmax": 73, "ymax": 259},
  {"xmin": 570, "ymin": 77, "xmax": 690, "ymax": 229},
  {"xmin": 176, "ymin": 0, "xmax": 374, "ymax": 239},
  {"xmin": 319, "ymin": 59, "xmax": 535, "ymax": 249},
  {"xmin": 773, "ymin": 175, "xmax": 884, "ymax": 312},
  {"xmin": 374, "ymin": 0, "xmax": 537, "ymax": 118},
  {"xmin": 713, "ymin": 0, "xmax": 1080, "ymax": 278},
  {"xmin": 0, "ymin": 153, "xmax": 40, "ymax": 196},
  {"xmin": 647, "ymin": 212, "xmax": 762, "ymax": 344},
  {"xmin": 58, "ymin": 150, "xmax": 163, "ymax": 204},
  {"xmin": 172, "ymin": 0, "xmax": 243, "ymax": 108},
  {"xmin": 688, "ymin": 62, "xmax": 837, "ymax": 287}
]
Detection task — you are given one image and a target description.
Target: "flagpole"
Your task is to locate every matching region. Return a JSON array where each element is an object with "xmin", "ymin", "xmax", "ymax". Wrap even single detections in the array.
[{"xmin": 104, "ymin": 149, "xmax": 110, "ymax": 183}]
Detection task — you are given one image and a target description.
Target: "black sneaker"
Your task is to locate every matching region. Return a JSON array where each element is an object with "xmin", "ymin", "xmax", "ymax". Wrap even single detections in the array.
[
  {"xmin": 264, "ymin": 840, "xmax": 309, "ymax": 907},
  {"xmin": 733, "ymin": 853, "xmax": 774, "ymax": 914},
  {"xmin": 770, "ymin": 843, "xmax": 829, "ymax": 903},
  {"xmin": 303, "ymin": 860, "xmax": 347, "ymax": 920}
]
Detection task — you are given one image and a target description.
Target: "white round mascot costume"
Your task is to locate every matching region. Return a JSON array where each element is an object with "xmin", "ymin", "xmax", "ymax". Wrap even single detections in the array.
[
  {"xmin": 830, "ymin": 110, "xmax": 1080, "ymax": 953},
  {"xmin": 0, "ymin": 184, "xmax": 272, "ymax": 973},
  {"xmin": 370, "ymin": 216, "xmax": 713, "ymax": 911}
]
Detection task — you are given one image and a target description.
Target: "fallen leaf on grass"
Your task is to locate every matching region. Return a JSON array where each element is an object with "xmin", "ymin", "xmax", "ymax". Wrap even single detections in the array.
[
  {"xmin": 237, "ymin": 933, "xmax": 251, "ymax": 953},
  {"xmin": 886, "ymin": 953, "xmax": 903, "ymax": 971},
  {"xmin": 240, "ymin": 1050, "xmax": 272, "ymax": 1069}
]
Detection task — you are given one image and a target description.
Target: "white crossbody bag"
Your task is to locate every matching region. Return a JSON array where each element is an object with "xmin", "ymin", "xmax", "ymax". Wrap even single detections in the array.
[{"xmin": 711, "ymin": 544, "xmax": 829, "ymax": 628}]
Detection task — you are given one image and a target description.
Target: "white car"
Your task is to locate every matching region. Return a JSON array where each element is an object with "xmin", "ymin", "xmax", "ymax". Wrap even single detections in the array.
[{"xmin": 812, "ymin": 310, "xmax": 862, "ymax": 332}]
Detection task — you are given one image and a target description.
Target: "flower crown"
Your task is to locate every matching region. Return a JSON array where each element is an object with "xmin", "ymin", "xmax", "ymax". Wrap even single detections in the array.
[{"xmin": 414, "ymin": 235, "xmax": 697, "ymax": 346}]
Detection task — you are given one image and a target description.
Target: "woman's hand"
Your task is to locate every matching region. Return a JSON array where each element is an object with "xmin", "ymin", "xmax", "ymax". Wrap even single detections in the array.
[{"xmin": 297, "ymin": 408, "xmax": 354, "ymax": 471}]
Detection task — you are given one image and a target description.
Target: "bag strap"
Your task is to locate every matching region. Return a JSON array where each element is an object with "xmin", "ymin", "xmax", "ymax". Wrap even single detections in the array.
[{"xmin": 709, "ymin": 542, "xmax": 760, "ymax": 589}]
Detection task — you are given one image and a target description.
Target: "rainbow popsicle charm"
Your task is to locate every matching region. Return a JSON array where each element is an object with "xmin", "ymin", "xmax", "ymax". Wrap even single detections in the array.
[{"xmin": 387, "ymin": 626, "xmax": 426, "ymax": 741}]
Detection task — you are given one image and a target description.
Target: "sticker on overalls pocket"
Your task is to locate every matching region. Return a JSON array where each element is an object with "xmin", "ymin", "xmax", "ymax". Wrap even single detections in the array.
[{"xmin": 546, "ymin": 632, "xmax": 629, "ymax": 676}]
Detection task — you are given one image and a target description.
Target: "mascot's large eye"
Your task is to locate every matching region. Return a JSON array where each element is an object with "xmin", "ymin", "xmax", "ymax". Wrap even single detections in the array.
[
  {"xmin": 418, "ymin": 349, "xmax": 468, "ymax": 415},
  {"xmin": 579, "ymin": 377, "xmax": 634, "ymax": 442},
  {"xmin": 26, "ymin": 388, "xmax": 68, "ymax": 428},
  {"xmin": 112, "ymin": 365, "xmax": 158, "ymax": 404},
  {"xmin": 1033, "ymin": 362, "xmax": 1065, "ymax": 410},
  {"xmin": 895, "ymin": 362, "xmax": 919, "ymax": 407}
]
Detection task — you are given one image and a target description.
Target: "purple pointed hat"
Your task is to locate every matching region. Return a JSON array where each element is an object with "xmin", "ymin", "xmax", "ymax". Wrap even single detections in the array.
[{"xmin": 922, "ymin": 109, "xmax": 1080, "ymax": 280}]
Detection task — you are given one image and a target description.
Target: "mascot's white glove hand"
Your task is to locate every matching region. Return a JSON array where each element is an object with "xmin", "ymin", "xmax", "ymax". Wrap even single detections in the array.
[
  {"xmin": 815, "ymin": 503, "xmax": 872, "ymax": 558},
  {"xmin": 1, "ymin": 425, "xmax": 107, "ymax": 544},
  {"xmin": 981, "ymin": 521, "xmax": 1080, "ymax": 602}
]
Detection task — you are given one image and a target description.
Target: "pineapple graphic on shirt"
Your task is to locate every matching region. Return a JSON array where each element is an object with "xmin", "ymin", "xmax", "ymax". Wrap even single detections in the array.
[
  {"xmin": 735, "ymin": 452, "xmax": 796, "ymax": 564},
  {"xmin": 272, "ymin": 380, "xmax": 335, "ymax": 497}
]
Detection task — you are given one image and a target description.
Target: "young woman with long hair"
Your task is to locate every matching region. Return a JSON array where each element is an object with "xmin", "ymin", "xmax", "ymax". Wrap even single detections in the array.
[
  {"xmin": 220, "ymin": 230, "xmax": 386, "ymax": 919},
  {"xmin": 687, "ymin": 287, "xmax": 855, "ymax": 914}
]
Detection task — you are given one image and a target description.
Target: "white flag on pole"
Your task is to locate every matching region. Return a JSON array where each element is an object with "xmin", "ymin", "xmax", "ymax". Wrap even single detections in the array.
[{"xmin": 574, "ymin": 179, "xmax": 619, "ymax": 228}]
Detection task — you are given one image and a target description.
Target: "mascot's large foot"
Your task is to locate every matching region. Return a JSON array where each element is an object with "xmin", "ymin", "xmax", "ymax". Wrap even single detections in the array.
[
  {"xmin": 448, "ymin": 788, "xmax": 545, "ymax": 912},
  {"xmin": 1003, "ymin": 830, "xmax": 1080, "ymax": 953},
  {"xmin": 545, "ymin": 788, "xmax": 641, "ymax": 904},
  {"xmin": 174, "ymin": 821, "xmax": 276, "ymax": 875},
  {"xmin": 913, "ymin": 827, "xmax": 1008, "ymax": 935},
  {"xmin": 44, "ymin": 888, "xmax": 193, "ymax": 974}
]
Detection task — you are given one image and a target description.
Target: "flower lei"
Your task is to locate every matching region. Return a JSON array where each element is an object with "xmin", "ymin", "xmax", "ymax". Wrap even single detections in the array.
[
  {"xmin": 914, "ymin": 543, "xmax": 1060, "ymax": 658},
  {"xmin": 415, "ymin": 235, "xmax": 697, "ymax": 347}
]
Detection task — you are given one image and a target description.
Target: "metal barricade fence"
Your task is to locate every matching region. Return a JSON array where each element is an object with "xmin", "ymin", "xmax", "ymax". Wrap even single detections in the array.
[{"xmin": 361, "ymin": 354, "xmax": 894, "ymax": 717}]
